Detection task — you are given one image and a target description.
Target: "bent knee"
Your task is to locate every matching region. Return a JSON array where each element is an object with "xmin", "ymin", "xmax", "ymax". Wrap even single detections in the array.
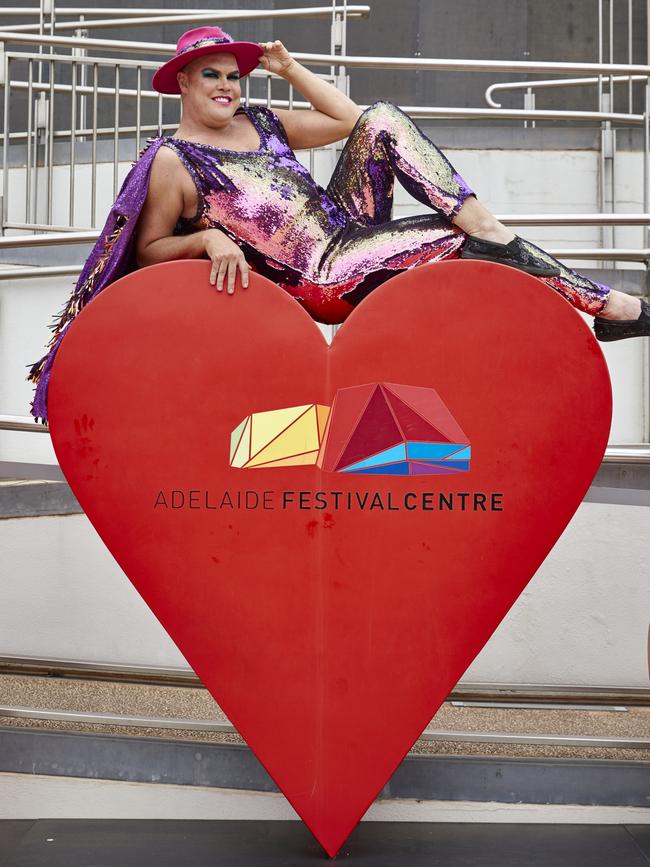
[{"xmin": 362, "ymin": 99, "xmax": 402, "ymax": 120}]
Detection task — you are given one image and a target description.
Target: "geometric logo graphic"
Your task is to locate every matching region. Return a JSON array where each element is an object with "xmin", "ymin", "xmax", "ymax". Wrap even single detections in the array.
[
  {"xmin": 230, "ymin": 403, "xmax": 330, "ymax": 469},
  {"xmin": 317, "ymin": 382, "xmax": 470, "ymax": 476},
  {"xmin": 230, "ymin": 382, "xmax": 470, "ymax": 476}
]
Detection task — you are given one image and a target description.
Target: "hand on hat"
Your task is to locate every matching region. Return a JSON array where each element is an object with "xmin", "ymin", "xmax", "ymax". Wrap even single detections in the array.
[{"xmin": 258, "ymin": 39, "xmax": 295, "ymax": 77}]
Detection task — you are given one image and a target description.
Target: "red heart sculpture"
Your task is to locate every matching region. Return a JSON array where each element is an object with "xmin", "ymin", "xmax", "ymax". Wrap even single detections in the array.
[{"xmin": 48, "ymin": 260, "xmax": 611, "ymax": 857}]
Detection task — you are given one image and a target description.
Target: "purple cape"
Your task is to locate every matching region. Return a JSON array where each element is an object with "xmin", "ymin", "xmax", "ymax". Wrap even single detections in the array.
[{"xmin": 27, "ymin": 136, "xmax": 166, "ymax": 424}]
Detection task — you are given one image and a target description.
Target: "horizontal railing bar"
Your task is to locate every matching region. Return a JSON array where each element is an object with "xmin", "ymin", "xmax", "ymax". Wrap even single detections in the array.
[
  {"xmin": 0, "ymin": 705, "xmax": 647, "ymax": 747},
  {"xmin": 0, "ymin": 705, "xmax": 235, "ymax": 732},
  {"xmin": 450, "ymin": 700, "xmax": 628, "ymax": 712},
  {"xmin": 3, "ymin": 251, "xmax": 648, "ymax": 280},
  {"xmin": 0, "ymin": 231, "xmax": 98, "ymax": 247},
  {"xmin": 2, "ymin": 223, "xmax": 96, "ymax": 233},
  {"xmin": 417, "ymin": 730, "xmax": 650, "ymax": 748},
  {"xmin": 602, "ymin": 446, "xmax": 650, "ymax": 463},
  {"xmin": 486, "ymin": 74, "xmax": 649, "ymax": 108},
  {"xmin": 3, "ymin": 51, "xmax": 330, "ymax": 84},
  {"xmin": 3, "ymin": 76, "xmax": 317, "ymax": 105},
  {"xmin": 0, "ymin": 90, "xmax": 644, "ymax": 140},
  {"xmin": 8, "ymin": 7, "xmax": 371, "ymax": 33},
  {"xmin": 400, "ymin": 106, "xmax": 643, "ymax": 123},
  {"xmin": 6, "ymin": 52, "xmax": 171, "ymax": 70},
  {"xmin": 3, "ymin": 217, "xmax": 650, "ymax": 251},
  {"xmin": 0, "ymin": 656, "xmax": 647, "ymax": 703},
  {"xmin": 497, "ymin": 214, "xmax": 650, "ymax": 226},
  {"xmin": 1, "ymin": 106, "xmax": 643, "ymax": 145},
  {"xmin": 6, "ymin": 79, "xmax": 243, "ymax": 99},
  {"xmin": 1, "ymin": 413, "xmax": 650, "ymax": 464},
  {"xmin": 0, "ymin": 266, "xmax": 81, "ymax": 279},
  {"xmin": 2, "ymin": 32, "xmax": 650, "ymax": 76},
  {"xmin": 545, "ymin": 248, "xmax": 650, "ymax": 260},
  {"xmin": 0, "ymin": 415, "xmax": 52, "ymax": 432},
  {"xmin": 0, "ymin": 5, "xmax": 370, "ymax": 16},
  {"xmin": 3, "ymin": 123, "xmax": 177, "ymax": 144},
  {"xmin": 1, "ymin": 66, "xmax": 641, "ymax": 125}
]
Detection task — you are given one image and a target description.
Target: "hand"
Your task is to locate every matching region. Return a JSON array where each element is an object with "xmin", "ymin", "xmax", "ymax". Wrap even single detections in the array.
[
  {"xmin": 202, "ymin": 229, "xmax": 249, "ymax": 294},
  {"xmin": 257, "ymin": 39, "xmax": 295, "ymax": 78}
]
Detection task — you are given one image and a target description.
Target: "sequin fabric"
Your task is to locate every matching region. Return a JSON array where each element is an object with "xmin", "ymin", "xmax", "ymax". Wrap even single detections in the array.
[
  {"xmin": 165, "ymin": 99, "xmax": 610, "ymax": 322},
  {"xmin": 28, "ymin": 99, "xmax": 611, "ymax": 423}
]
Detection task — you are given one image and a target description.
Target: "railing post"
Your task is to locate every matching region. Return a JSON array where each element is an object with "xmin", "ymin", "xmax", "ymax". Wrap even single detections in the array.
[
  {"xmin": 643, "ymin": 77, "xmax": 650, "ymax": 442},
  {"xmin": 1, "ymin": 42, "xmax": 7, "ymax": 236},
  {"xmin": 643, "ymin": 78, "xmax": 650, "ymax": 264},
  {"xmin": 74, "ymin": 23, "xmax": 88, "ymax": 143},
  {"xmin": 523, "ymin": 87, "xmax": 535, "ymax": 129},
  {"xmin": 330, "ymin": 0, "xmax": 348, "ymax": 343},
  {"xmin": 600, "ymin": 91, "xmax": 616, "ymax": 268}
]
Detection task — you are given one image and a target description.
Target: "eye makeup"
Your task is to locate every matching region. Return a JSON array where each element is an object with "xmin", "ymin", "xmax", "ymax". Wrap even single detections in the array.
[{"xmin": 200, "ymin": 68, "xmax": 240, "ymax": 80}]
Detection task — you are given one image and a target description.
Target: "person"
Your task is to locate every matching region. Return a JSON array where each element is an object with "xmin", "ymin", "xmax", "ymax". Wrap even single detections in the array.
[{"xmin": 27, "ymin": 25, "xmax": 650, "ymax": 423}]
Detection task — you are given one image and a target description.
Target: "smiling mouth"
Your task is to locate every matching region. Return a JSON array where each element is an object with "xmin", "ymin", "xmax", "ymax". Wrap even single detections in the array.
[{"xmin": 213, "ymin": 96, "xmax": 232, "ymax": 105}]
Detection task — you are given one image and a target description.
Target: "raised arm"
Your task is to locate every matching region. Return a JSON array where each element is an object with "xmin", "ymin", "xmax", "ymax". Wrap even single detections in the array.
[
  {"xmin": 258, "ymin": 40, "xmax": 363, "ymax": 150},
  {"xmin": 135, "ymin": 146, "xmax": 249, "ymax": 294}
]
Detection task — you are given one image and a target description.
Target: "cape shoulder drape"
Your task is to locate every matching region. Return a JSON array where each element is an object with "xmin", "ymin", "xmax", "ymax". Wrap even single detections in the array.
[{"xmin": 27, "ymin": 136, "xmax": 166, "ymax": 424}]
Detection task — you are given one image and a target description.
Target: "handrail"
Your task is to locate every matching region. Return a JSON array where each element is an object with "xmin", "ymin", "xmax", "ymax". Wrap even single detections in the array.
[
  {"xmin": 486, "ymin": 74, "xmax": 649, "ymax": 108},
  {"xmin": 1, "ymin": 252, "xmax": 648, "ymax": 280},
  {"xmin": 0, "ymin": 214, "xmax": 650, "ymax": 255},
  {"xmin": 0, "ymin": 6, "xmax": 364, "ymax": 15},
  {"xmin": 2, "ymin": 704, "xmax": 649, "ymax": 746},
  {"xmin": 2, "ymin": 216, "xmax": 650, "ymax": 251},
  {"xmin": 2, "ymin": 413, "xmax": 650, "ymax": 469},
  {"xmin": 1, "ymin": 654, "xmax": 648, "ymax": 704},
  {"xmin": 2, "ymin": 31, "xmax": 650, "ymax": 77},
  {"xmin": 4, "ymin": 6, "xmax": 371, "ymax": 34},
  {"xmin": 1, "ymin": 77, "xmax": 644, "ymax": 128}
]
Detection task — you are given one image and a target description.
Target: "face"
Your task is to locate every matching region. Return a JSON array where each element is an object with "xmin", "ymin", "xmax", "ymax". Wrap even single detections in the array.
[{"xmin": 177, "ymin": 52, "xmax": 242, "ymax": 128}]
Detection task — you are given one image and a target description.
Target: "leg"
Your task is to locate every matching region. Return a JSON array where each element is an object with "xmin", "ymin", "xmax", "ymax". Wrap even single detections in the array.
[
  {"xmin": 325, "ymin": 101, "xmax": 555, "ymax": 279},
  {"xmin": 326, "ymin": 100, "xmax": 475, "ymax": 226},
  {"xmin": 326, "ymin": 101, "xmax": 645, "ymax": 328},
  {"xmin": 517, "ymin": 236, "xmax": 647, "ymax": 326},
  {"xmin": 318, "ymin": 212, "xmax": 465, "ymax": 307}
]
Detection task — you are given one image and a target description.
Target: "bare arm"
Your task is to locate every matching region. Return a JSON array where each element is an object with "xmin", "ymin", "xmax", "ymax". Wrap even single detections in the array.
[
  {"xmin": 135, "ymin": 147, "xmax": 249, "ymax": 293},
  {"xmin": 258, "ymin": 40, "xmax": 363, "ymax": 150}
]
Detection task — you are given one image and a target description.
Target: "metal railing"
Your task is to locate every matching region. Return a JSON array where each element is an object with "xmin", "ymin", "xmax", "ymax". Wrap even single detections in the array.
[
  {"xmin": 0, "ymin": 654, "xmax": 648, "ymax": 705},
  {"xmin": 2, "ymin": 30, "xmax": 650, "ymax": 237},
  {"xmin": 485, "ymin": 75, "xmax": 649, "ymax": 110},
  {"xmin": 2, "ymin": 704, "xmax": 648, "ymax": 748},
  {"xmin": 1, "ymin": 13, "xmax": 650, "ymax": 452},
  {"xmin": 0, "ymin": 50, "xmax": 337, "ymax": 231},
  {"xmin": 2, "ymin": 5, "xmax": 370, "ymax": 34}
]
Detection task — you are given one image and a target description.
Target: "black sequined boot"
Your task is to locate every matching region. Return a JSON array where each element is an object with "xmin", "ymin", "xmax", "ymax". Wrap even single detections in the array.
[
  {"xmin": 593, "ymin": 298, "xmax": 650, "ymax": 342},
  {"xmin": 460, "ymin": 234, "xmax": 561, "ymax": 277}
]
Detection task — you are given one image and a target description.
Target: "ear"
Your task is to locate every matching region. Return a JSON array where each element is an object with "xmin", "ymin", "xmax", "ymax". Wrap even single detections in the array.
[{"xmin": 177, "ymin": 70, "xmax": 189, "ymax": 94}]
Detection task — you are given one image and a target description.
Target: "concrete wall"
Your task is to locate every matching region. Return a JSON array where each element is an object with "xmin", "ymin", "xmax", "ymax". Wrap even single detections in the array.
[{"xmin": 0, "ymin": 499, "xmax": 648, "ymax": 687}]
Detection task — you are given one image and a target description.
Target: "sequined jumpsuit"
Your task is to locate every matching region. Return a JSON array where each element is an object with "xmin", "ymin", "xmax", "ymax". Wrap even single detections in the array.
[{"xmin": 164, "ymin": 100, "xmax": 610, "ymax": 324}]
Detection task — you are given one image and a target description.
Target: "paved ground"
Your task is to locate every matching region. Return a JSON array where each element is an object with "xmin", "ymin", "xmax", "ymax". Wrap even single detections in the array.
[{"xmin": 1, "ymin": 820, "xmax": 650, "ymax": 866}]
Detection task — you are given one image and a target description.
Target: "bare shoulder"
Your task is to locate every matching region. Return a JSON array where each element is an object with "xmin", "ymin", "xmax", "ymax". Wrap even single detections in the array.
[
  {"xmin": 147, "ymin": 143, "xmax": 197, "ymax": 214},
  {"xmin": 150, "ymin": 144, "xmax": 189, "ymax": 185}
]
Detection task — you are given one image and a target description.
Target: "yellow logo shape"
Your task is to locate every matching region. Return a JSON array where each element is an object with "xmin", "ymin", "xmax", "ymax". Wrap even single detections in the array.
[{"xmin": 230, "ymin": 403, "xmax": 330, "ymax": 469}]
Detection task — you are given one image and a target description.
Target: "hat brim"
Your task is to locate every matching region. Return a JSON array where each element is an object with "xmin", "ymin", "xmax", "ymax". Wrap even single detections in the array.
[{"xmin": 152, "ymin": 41, "xmax": 263, "ymax": 95}]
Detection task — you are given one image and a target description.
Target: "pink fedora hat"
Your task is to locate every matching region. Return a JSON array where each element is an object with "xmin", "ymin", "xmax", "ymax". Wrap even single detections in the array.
[{"xmin": 152, "ymin": 26, "xmax": 263, "ymax": 95}]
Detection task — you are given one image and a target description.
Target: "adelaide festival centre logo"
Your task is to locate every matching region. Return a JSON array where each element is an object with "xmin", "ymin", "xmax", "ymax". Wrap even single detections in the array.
[{"xmin": 229, "ymin": 382, "xmax": 471, "ymax": 477}]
